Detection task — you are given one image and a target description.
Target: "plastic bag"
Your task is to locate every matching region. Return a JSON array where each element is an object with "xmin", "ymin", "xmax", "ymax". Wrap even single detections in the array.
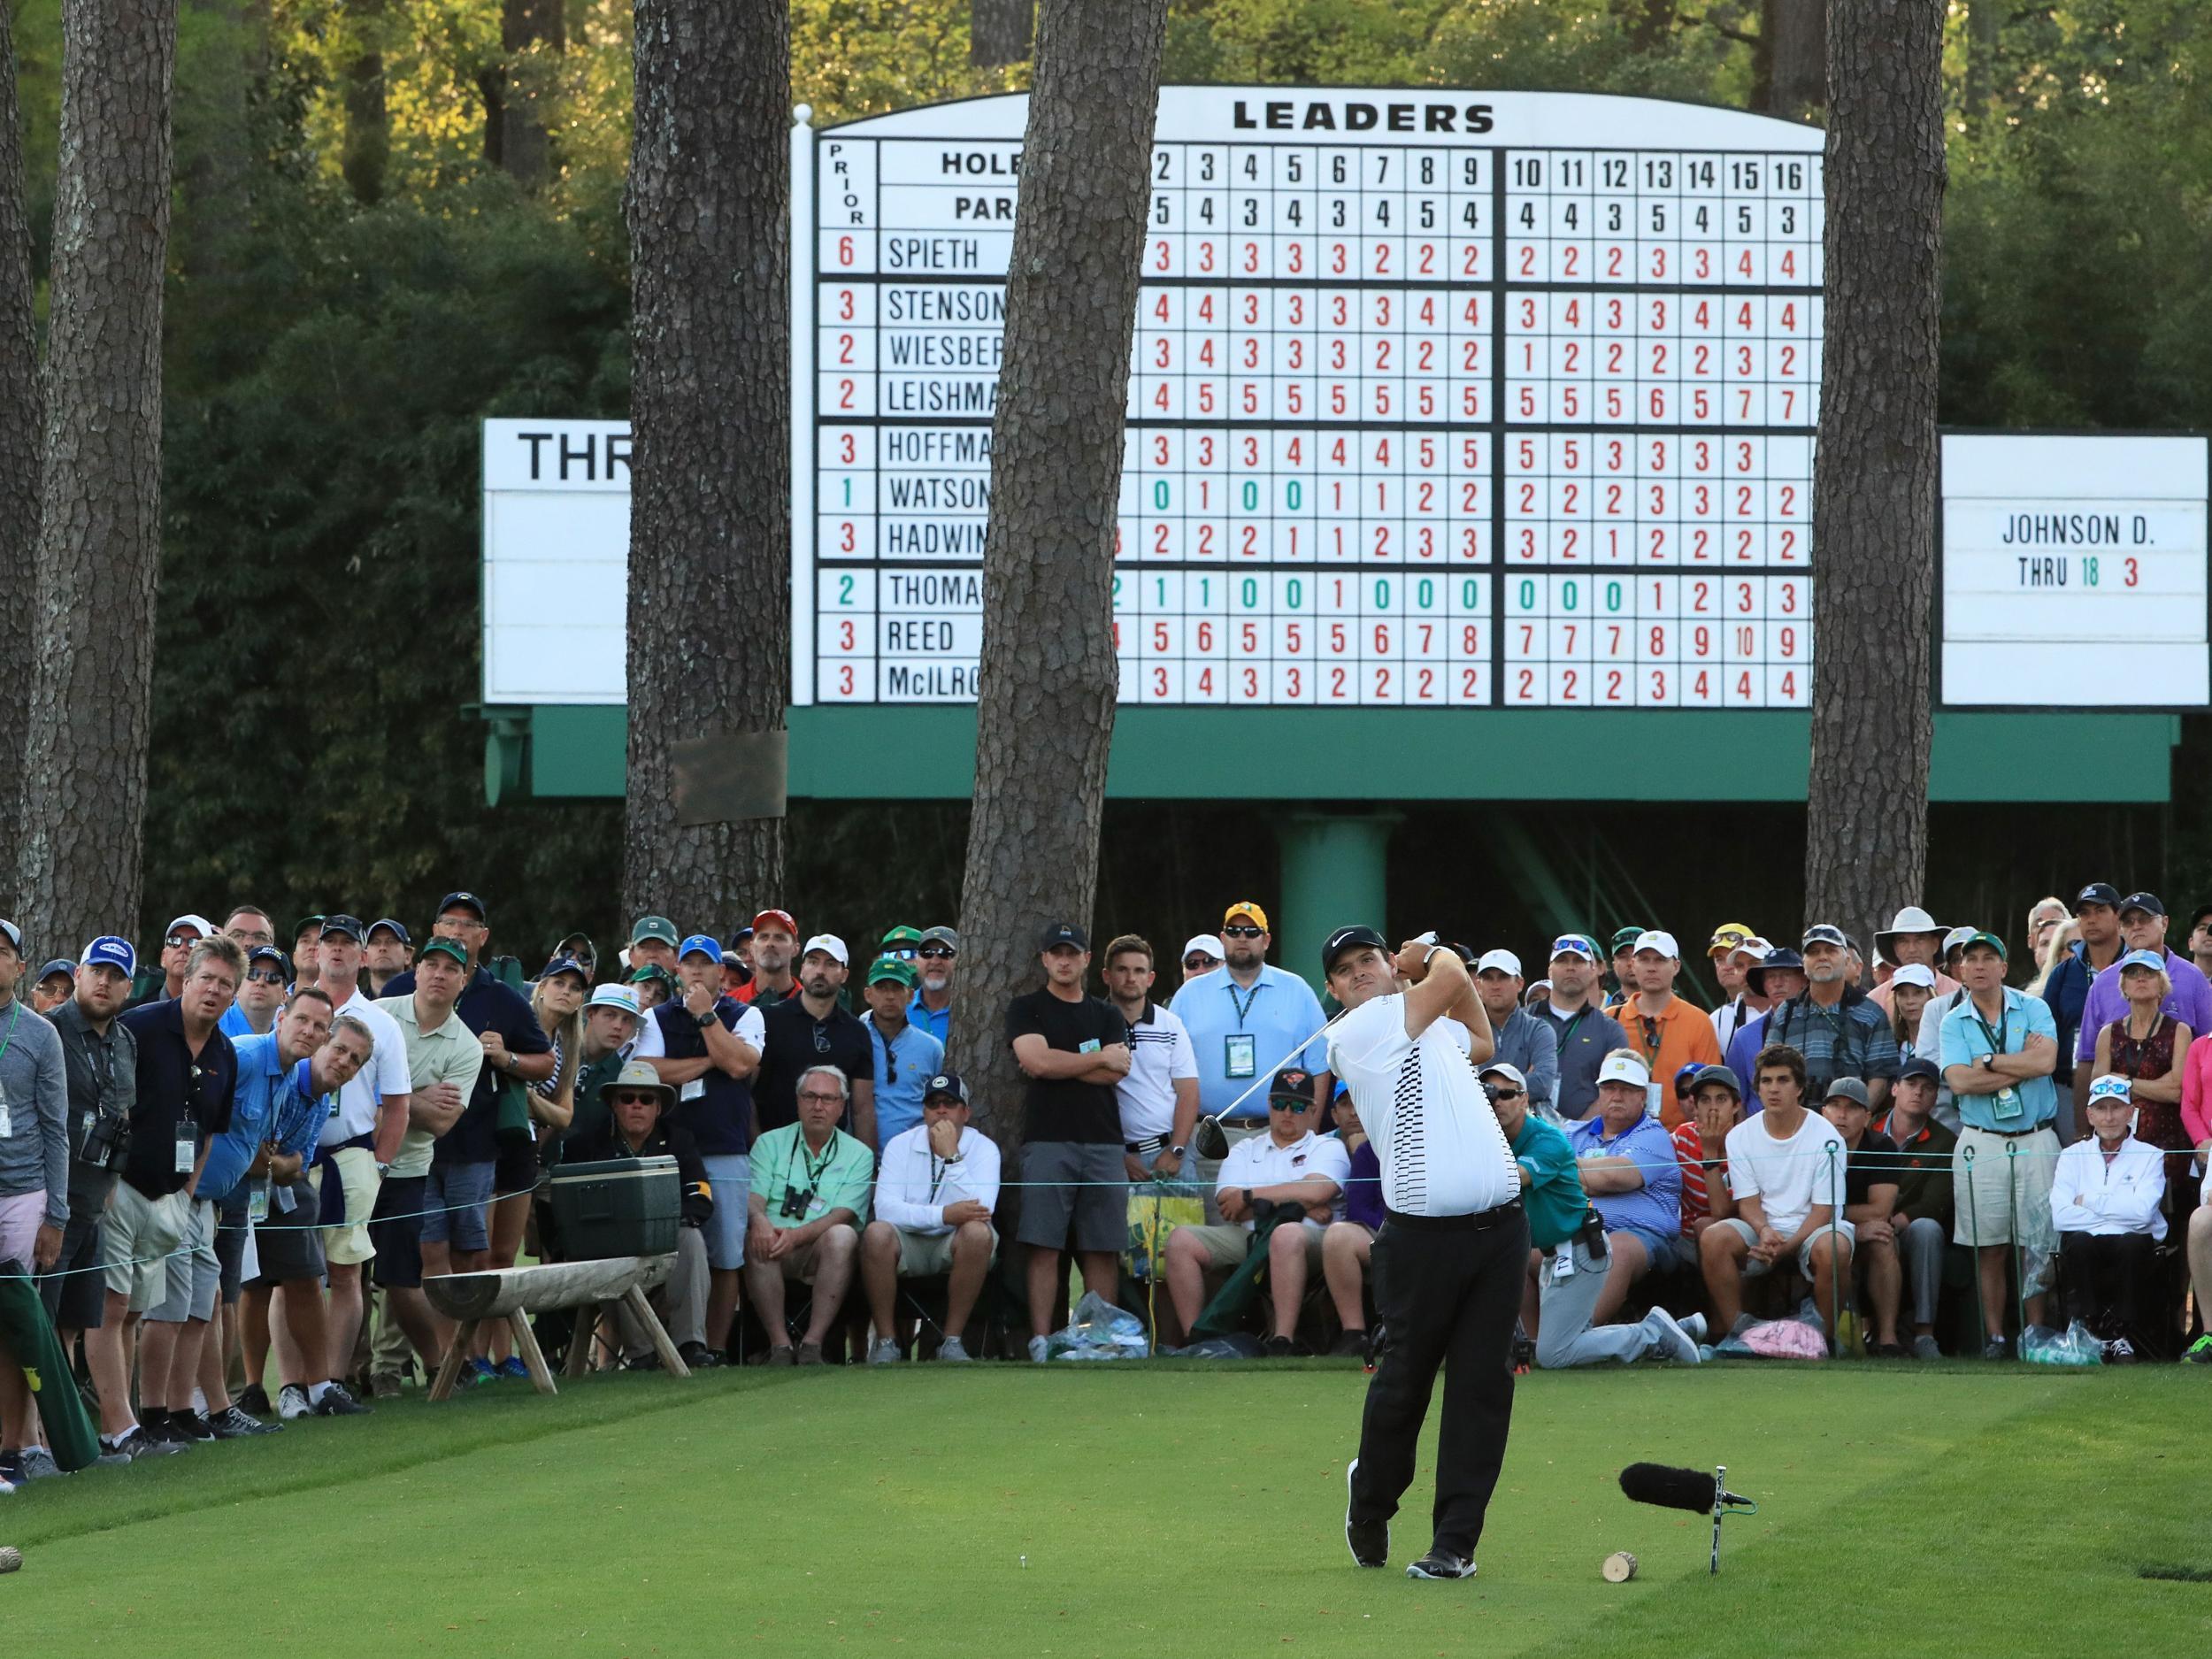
[
  {"xmin": 2019, "ymin": 1321, "xmax": 2103, "ymax": 1366},
  {"xmin": 1044, "ymin": 1290, "xmax": 1150, "ymax": 1361}
]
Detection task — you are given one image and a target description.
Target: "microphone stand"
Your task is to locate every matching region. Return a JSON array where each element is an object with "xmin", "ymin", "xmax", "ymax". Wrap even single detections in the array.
[{"xmin": 1709, "ymin": 1464, "xmax": 1726, "ymax": 1575}]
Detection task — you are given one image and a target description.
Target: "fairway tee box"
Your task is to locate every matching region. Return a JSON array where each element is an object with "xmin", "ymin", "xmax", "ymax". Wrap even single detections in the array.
[{"xmin": 4, "ymin": 1363, "xmax": 2207, "ymax": 1658}]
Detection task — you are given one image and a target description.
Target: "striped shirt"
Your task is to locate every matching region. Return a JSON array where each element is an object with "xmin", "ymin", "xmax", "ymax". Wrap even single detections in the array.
[{"xmin": 1671, "ymin": 1120, "xmax": 1716, "ymax": 1233}]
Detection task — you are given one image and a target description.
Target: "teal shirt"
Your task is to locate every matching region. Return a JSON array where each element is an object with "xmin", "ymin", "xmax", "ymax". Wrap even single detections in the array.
[
  {"xmin": 1936, "ymin": 987, "xmax": 2060, "ymax": 1132},
  {"xmin": 749, "ymin": 1122, "xmax": 873, "ymax": 1229},
  {"xmin": 1509, "ymin": 1112, "xmax": 1589, "ymax": 1250}
]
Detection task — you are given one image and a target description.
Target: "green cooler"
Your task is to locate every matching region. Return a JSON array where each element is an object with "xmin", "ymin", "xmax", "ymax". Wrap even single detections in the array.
[{"xmin": 545, "ymin": 1156, "xmax": 680, "ymax": 1259}]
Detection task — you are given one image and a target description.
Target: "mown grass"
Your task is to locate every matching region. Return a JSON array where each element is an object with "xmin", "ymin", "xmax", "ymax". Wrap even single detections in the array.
[{"xmin": 2, "ymin": 1359, "xmax": 2205, "ymax": 1656}]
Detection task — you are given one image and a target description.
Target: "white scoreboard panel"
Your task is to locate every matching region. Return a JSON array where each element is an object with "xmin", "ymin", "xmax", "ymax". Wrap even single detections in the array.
[
  {"xmin": 1940, "ymin": 434, "xmax": 2211, "ymax": 708},
  {"xmin": 794, "ymin": 88, "xmax": 1825, "ymax": 707}
]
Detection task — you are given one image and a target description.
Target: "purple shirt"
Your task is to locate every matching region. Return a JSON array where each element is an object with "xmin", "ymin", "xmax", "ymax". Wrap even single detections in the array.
[
  {"xmin": 1341, "ymin": 1137, "xmax": 1383, "ymax": 1230},
  {"xmin": 2074, "ymin": 948, "xmax": 2212, "ymax": 1062}
]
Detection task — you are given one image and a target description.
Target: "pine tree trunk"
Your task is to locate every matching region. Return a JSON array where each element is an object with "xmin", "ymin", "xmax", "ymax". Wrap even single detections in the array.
[
  {"xmin": 341, "ymin": 0, "xmax": 392, "ymax": 205},
  {"xmin": 1803, "ymin": 0, "xmax": 1944, "ymax": 945},
  {"xmin": 0, "ymin": 4, "xmax": 39, "ymax": 835},
  {"xmin": 950, "ymin": 0, "xmax": 1169, "ymax": 1147},
  {"xmin": 623, "ymin": 0, "xmax": 788, "ymax": 929},
  {"xmin": 1766, "ymin": 0, "xmax": 1827, "ymax": 118},
  {"xmin": 17, "ymin": 0, "xmax": 178, "ymax": 951},
  {"xmin": 972, "ymin": 0, "xmax": 1034, "ymax": 66}
]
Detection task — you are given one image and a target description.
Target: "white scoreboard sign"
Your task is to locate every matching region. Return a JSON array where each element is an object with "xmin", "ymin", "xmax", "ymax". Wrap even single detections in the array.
[
  {"xmin": 795, "ymin": 88, "xmax": 1825, "ymax": 708},
  {"xmin": 1940, "ymin": 434, "xmax": 2210, "ymax": 708}
]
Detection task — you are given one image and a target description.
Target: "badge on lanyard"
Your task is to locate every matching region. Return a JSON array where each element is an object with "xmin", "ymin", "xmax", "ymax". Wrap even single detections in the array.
[
  {"xmin": 175, "ymin": 1113, "xmax": 197, "ymax": 1175},
  {"xmin": 1225, "ymin": 1033, "xmax": 1258, "ymax": 1079},
  {"xmin": 1993, "ymin": 1085, "xmax": 2023, "ymax": 1121},
  {"xmin": 680, "ymin": 1078, "xmax": 706, "ymax": 1102},
  {"xmin": 249, "ymin": 1179, "xmax": 271, "ymax": 1224},
  {"xmin": 0, "ymin": 1079, "xmax": 11, "ymax": 1140},
  {"xmin": 1644, "ymin": 1081, "xmax": 1663, "ymax": 1118}
]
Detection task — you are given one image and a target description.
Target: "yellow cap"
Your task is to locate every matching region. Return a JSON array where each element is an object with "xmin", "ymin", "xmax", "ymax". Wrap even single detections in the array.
[
  {"xmin": 1224, "ymin": 900, "xmax": 1271, "ymax": 931},
  {"xmin": 1706, "ymin": 922, "xmax": 1755, "ymax": 956}
]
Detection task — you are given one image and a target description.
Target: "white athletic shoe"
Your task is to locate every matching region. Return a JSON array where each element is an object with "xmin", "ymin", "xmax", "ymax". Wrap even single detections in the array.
[
  {"xmin": 1027, "ymin": 1336, "xmax": 1050, "ymax": 1364},
  {"xmin": 936, "ymin": 1336, "xmax": 972, "ymax": 1363},
  {"xmin": 1645, "ymin": 1307, "xmax": 1704, "ymax": 1365},
  {"xmin": 276, "ymin": 1384, "xmax": 314, "ymax": 1421},
  {"xmin": 1678, "ymin": 1311, "xmax": 1708, "ymax": 1344},
  {"xmin": 867, "ymin": 1338, "xmax": 902, "ymax": 1366}
]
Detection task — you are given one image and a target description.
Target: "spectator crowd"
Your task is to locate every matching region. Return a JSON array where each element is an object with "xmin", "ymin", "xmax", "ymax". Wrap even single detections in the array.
[{"xmin": 2, "ymin": 880, "xmax": 2208, "ymax": 1487}]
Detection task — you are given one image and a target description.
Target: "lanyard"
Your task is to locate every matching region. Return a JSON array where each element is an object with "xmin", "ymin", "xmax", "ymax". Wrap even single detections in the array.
[
  {"xmin": 1225, "ymin": 978, "xmax": 1262, "ymax": 1029},
  {"xmin": 0, "ymin": 998, "xmax": 20, "ymax": 1068},
  {"xmin": 1969, "ymin": 996, "xmax": 2008, "ymax": 1057},
  {"xmin": 791, "ymin": 1133, "xmax": 838, "ymax": 1194},
  {"xmin": 1551, "ymin": 1006, "xmax": 1589, "ymax": 1048}
]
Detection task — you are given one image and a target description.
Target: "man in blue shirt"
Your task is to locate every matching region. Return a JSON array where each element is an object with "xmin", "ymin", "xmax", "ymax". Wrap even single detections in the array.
[
  {"xmin": 1168, "ymin": 900, "xmax": 1330, "ymax": 1133},
  {"xmin": 862, "ymin": 956, "xmax": 944, "ymax": 1149},
  {"xmin": 909, "ymin": 926, "xmax": 958, "ymax": 1048},
  {"xmin": 1565, "ymin": 1051, "xmax": 1686, "ymax": 1328},
  {"xmin": 204, "ymin": 991, "xmax": 377, "ymax": 1423},
  {"xmin": 1939, "ymin": 930, "xmax": 2061, "ymax": 1358},
  {"xmin": 1529, "ymin": 935, "xmax": 1629, "ymax": 1120}
]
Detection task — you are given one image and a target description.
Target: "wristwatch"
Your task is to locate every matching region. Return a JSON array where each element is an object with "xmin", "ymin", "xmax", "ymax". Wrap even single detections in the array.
[
  {"xmin": 1240, "ymin": 1187, "xmax": 1254, "ymax": 1210},
  {"xmin": 696, "ymin": 1008, "xmax": 718, "ymax": 1030},
  {"xmin": 1169, "ymin": 1143, "xmax": 1187, "ymax": 1158}
]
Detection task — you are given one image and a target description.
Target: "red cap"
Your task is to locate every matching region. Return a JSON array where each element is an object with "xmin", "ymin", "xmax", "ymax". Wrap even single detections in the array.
[{"xmin": 752, "ymin": 909, "xmax": 798, "ymax": 937}]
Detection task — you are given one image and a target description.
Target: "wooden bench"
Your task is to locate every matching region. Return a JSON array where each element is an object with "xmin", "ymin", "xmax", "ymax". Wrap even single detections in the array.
[{"xmin": 421, "ymin": 1256, "xmax": 690, "ymax": 1400}]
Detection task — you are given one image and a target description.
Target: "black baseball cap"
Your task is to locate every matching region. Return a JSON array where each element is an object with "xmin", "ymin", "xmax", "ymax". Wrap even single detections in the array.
[
  {"xmin": 1037, "ymin": 921, "xmax": 1088, "ymax": 951},
  {"xmin": 437, "ymin": 891, "xmax": 488, "ymax": 921},
  {"xmin": 923, "ymin": 1071, "xmax": 969, "ymax": 1105},
  {"xmin": 1898, "ymin": 1056, "xmax": 1941, "ymax": 1086},
  {"xmin": 290, "ymin": 914, "xmax": 325, "ymax": 940},
  {"xmin": 2076, "ymin": 881, "xmax": 2122, "ymax": 909},
  {"xmin": 2119, "ymin": 890, "xmax": 2166, "ymax": 918},
  {"xmin": 247, "ymin": 945, "xmax": 288, "ymax": 970},
  {"xmin": 367, "ymin": 918, "xmax": 411, "ymax": 946},
  {"xmin": 2190, "ymin": 903, "xmax": 2212, "ymax": 933},
  {"xmin": 319, "ymin": 914, "xmax": 365, "ymax": 942},
  {"xmin": 1322, "ymin": 925, "xmax": 1388, "ymax": 973},
  {"xmin": 1269, "ymin": 1067, "xmax": 1314, "ymax": 1102}
]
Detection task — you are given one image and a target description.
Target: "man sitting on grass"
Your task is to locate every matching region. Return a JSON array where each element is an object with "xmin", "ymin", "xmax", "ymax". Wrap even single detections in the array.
[
  {"xmin": 1699, "ymin": 1044, "xmax": 1851, "ymax": 1337},
  {"xmin": 863, "ymin": 1071, "xmax": 1001, "ymax": 1364},
  {"xmin": 745, "ymin": 1066, "xmax": 872, "ymax": 1364},
  {"xmin": 1161, "ymin": 1068, "xmax": 1348, "ymax": 1356}
]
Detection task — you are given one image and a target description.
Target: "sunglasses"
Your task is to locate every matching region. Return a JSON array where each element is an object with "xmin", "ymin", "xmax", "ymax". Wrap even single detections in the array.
[
  {"xmin": 1490, "ymin": 1087, "xmax": 1525, "ymax": 1101},
  {"xmin": 610, "ymin": 1091, "xmax": 663, "ymax": 1107},
  {"xmin": 1269, "ymin": 1098, "xmax": 1312, "ymax": 1113},
  {"xmin": 1183, "ymin": 955, "xmax": 1218, "ymax": 970},
  {"xmin": 918, "ymin": 946, "xmax": 955, "ymax": 960},
  {"xmin": 165, "ymin": 933, "xmax": 195, "ymax": 949},
  {"xmin": 246, "ymin": 969, "xmax": 286, "ymax": 985},
  {"xmin": 1222, "ymin": 925, "xmax": 1264, "ymax": 939}
]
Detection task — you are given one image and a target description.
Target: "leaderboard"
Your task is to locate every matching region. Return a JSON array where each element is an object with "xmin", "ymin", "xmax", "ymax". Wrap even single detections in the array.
[{"xmin": 795, "ymin": 88, "xmax": 1824, "ymax": 707}]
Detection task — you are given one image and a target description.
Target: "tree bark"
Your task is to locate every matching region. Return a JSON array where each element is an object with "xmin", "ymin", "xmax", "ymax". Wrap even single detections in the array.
[
  {"xmin": 623, "ymin": 0, "xmax": 788, "ymax": 931},
  {"xmin": 17, "ymin": 0, "xmax": 177, "ymax": 954},
  {"xmin": 495, "ymin": 0, "xmax": 565, "ymax": 190},
  {"xmin": 950, "ymin": 0, "xmax": 1168, "ymax": 1148},
  {"xmin": 341, "ymin": 0, "xmax": 392, "ymax": 205},
  {"xmin": 1764, "ymin": 0, "xmax": 1827, "ymax": 118},
  {"xmin": 971, "ymin": 0, "xmax": 1034, "ymax": 66},
  {"xmin": 1803, "ymin": 0, "xmax": 1944, "ymax": 945},
  {"xmin": 0, "ymin": 4, "xmax": 40, "ymax": 835}
]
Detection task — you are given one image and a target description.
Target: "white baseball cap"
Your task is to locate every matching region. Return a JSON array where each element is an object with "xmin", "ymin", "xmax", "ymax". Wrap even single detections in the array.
[
  {"xmin": 801, "ymin": 933, "xmax": 849, "ymax": 966},
  {"xmin": 1476, "ymin": 949, "xmax": 1523, "ymax": 977},
  {"xmin": 2086, "ymin": 1073, "xmax": 2133, "ymax": 1105},
  {"xmin": 1181, "ymin": 933, "xmax": 1225, "ymax": 963},
  {"xmin": 1479, "ymin": 1060, "xmax": 1529, "ymax": 1092},
  {"xmin": 1597, "ymin": 1052, "xmax": 1652, "ymax": 1089},
  {"xmin": 1890, "ymin": 963, "xmax": 1937, "ymax": 990},
  {"xmin": 1729, "ymin": 935, "xmax": 1772, "ymax": 964},
  {"xmin": 586, "ymin": 983, "xmax": 641, "ymax": 1015},
  {"xmin": 165, "ymin": 913, "xmax": 216, "ymax": 939},
  {"xmin": 1632, "ymin": 930, "xmax": 1679, "ymax": 959}
]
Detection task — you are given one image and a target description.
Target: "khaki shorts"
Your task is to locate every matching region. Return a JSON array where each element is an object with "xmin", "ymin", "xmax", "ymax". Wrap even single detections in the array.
[
  {"xmin": 103, "ymin": 1182, "xmax": 190, "ymax": 1311},
  {"xmin": 313, "ymin": 1145, "xmax": 383, "ymax": 1266},
  {"xmin": 1712, "ymin": 1216, "xmax": 1855, "ymax": 1280},
  {"xmin": 891, "ymin": 1225, "xmax": 998, "ymax": 1276},
  {"xmin": 1952, "ymin": 1125, "xmax": 2058, "ymax": 1251},
  {"xmin": 1177, "ymin": 1220, "xmax": 1326, "ymax": 1271},
  {"xmin": 766, "ymin": 1222, "xmax": 858, "ymax": 1284}
]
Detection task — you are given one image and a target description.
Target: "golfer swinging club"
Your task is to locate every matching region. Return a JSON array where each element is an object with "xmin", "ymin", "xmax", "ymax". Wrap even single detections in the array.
[{"xmin": 1325, "ymin": 926, "xmax": 1527, "ymax": 1581}]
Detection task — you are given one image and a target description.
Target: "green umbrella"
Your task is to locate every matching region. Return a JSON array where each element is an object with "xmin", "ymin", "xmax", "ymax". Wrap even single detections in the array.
[{"xmin": 0, "ymin": 1263, "xmax": 100, "ymax": 1471}]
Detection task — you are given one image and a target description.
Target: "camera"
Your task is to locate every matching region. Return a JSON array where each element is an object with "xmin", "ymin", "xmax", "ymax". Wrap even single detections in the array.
[{"xmin": 779, "ymin": 1183, "xmax": 815, "ymax": 1221}]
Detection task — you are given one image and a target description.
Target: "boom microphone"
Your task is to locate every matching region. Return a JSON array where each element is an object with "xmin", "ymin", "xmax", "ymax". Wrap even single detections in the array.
[{"xmin": 1618, "ymin": 1463, "xmax": 1749, "ymax": 1513}]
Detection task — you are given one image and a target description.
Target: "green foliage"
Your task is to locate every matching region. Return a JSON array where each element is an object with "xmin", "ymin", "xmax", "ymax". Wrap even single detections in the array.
[{"xmin": 9, "ymin": 0, "xmax": 2212, "ymax": 949}]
